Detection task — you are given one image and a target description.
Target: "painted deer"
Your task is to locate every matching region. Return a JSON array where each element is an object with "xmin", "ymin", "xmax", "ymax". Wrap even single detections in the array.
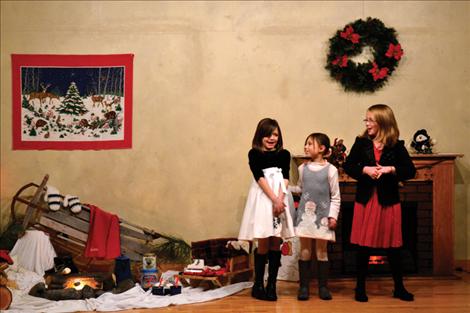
[
  {"xmin": 103, "ymin": 96, "xmax": 120, "ymax": 111},
  {"xmin": 28, "ymin": 83, "xmax": 51, "ymax": 106},
  {"xmin": 45, "ymin": 92, "xmax": 60, "ymax": 104},
  {"xmin": 91, "ymin": 95, "xmax": 105, "ymax": 107}
]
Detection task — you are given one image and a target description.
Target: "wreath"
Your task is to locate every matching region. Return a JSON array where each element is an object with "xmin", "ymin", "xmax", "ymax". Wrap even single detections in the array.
[{"xmin": 325, "ymin": 17, "xmax": 404, "ymax": 93}]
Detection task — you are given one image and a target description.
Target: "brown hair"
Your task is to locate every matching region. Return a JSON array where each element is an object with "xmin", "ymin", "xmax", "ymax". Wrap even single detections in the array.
[
  {"xmin": 252, "ymin": 118, "xmax": 283, "ymax": 151},
  {"xmin": 361, "ymin": 104, "xmax": 400, "ymax": 147},
  {"xmin": 306, "ymin": 132, "xmax": 331, "ymax": 157}
]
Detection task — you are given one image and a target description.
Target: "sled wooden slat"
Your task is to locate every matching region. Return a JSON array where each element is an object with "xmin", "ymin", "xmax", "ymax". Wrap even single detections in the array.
[
  {"xmin": 39, "ymin": 216, "xmax": 88, "ymax": 242},
  {"xmin": 120, "ymin": 236, "xmax": 152, "ymax": 255},
  {"xmin": 46, "ymin": 205, "xmax": 152, "ymax": 242},
  {"xmin": 119, "ymin": 225, "xmax": 151, "ymax": 241},
  {"xmin": 43, "ymin": 210, "xmax": 90, "ymax": 233},
  {"xmin": 22, "ymin": 175, "xmax": 49, "ymax": 229}
]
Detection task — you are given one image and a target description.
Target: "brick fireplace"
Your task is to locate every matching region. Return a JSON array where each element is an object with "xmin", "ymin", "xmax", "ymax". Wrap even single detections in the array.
[
  {"xmin": 331, "ymin": 181, "xmax": 432, "ymax": 277},
  {"xmin": 293, "ymin": 153, "xmax": 462, "ymax": 277}
]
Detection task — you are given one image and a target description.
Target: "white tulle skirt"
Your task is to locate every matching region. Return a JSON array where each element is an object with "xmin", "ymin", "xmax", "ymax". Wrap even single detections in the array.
[{"xmin": 238, "ymin": 167, "xmax": 295, "ymax": 241}]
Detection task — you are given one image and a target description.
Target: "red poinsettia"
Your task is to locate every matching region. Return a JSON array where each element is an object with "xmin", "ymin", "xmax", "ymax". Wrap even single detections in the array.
[
  {"xmin": 340, "ymin": 25, "xmax": 360, "ymax": 43},
  {"xmin": 332, "ymin": 55, "xmax": 348, "ymax": 67},
  {"xmin": 385, "ymin": 43, "xmax": 403, "ymax": 60},
  {"xmin": 368, "ymin": 62, "xmax": 389, "ymax": 81}
]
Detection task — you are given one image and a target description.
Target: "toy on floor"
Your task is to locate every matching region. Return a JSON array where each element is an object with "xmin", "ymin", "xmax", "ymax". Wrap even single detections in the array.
[{"xmin": 152, "ymin": 276, "xmax": 182, "ymax": 296}]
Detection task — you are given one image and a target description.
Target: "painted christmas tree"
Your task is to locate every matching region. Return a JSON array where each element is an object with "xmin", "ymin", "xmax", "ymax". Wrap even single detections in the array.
[{"xmin": 57, "ymin": 82, "xmax": 87, "ymax": 115}]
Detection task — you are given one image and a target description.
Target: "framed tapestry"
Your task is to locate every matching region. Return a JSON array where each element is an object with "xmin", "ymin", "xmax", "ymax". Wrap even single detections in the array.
[{"xmin": 11, "ymin": 54, "xmax": 133, "ymax": 150}]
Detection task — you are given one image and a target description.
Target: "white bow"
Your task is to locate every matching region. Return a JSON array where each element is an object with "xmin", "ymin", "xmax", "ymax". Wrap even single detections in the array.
[{"xmin": 263, "ymin": 167, "xmax": 287, "ymax": 196}]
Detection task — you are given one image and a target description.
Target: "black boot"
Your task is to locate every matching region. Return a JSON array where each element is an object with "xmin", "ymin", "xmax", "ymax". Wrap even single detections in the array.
[
  {"xmin": 297, "ymin": 260, "xmax": 311, "ymax": 301},
  {"xmin": 318, "ymin": 261, "xmax": 332, "ymax": 300},
  {"xmin": 252, "ymin": 251, "xmax": 267, "ymax": 300},
  {"xmin": 388, "ymin": 248, "xmax": 414, "ymax": 301},
  {"xmin": 355, "ymin": 247, "xmax": 369, "ymax": 302},
  {"xmin": 266, "ymin": 250, "xmax": 281, "ymax": 301}
]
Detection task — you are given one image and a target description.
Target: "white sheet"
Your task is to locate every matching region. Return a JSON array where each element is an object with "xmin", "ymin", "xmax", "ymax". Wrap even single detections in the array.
[
  {"xmin": 5, "ymin": 268, "xmax": 253, "ymax": 312},
  {"xmin": 9, "ymin": 230, "xmax": 57, "ymax": 277}
]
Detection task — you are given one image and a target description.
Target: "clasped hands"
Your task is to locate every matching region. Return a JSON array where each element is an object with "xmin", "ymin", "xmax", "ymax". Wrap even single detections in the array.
[
  {"xmin": 272, "ymin": 195, "xmax": 286, "ymax": 217},
  {"xmin": 363, "ymin": 164, "xmax": 395, "ymax": 180}
]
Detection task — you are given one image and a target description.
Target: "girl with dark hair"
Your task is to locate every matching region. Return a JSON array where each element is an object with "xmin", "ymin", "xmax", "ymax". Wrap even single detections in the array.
[
  {"xmin": 238, "ymin": 118, "xmax": 295, "ymax": 301},
  {"xmin": 290, "ymin": 133, "xmax": 341, "ymax": 301}
]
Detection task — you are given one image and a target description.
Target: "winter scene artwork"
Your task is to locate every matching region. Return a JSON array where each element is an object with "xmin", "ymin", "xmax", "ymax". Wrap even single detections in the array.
[{"xmin": 12, "ymin": 54, "xmax": 133, "ymax": 150}]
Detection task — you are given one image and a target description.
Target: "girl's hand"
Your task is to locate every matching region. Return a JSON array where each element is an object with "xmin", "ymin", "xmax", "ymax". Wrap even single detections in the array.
[
  {"xmin": 376, "ymin": 165, "xmax": 395, "ymax": 179},
  {"xmin": 363, "ymin": 166, "xmax": 379, "ymax": 179},
  {"xmin": 272, "ymin": 197, "xmax": 285, "ymax": 217},
  {"xmin": 328, "ymin": 218, "xmax": 337, "ymax": 230}
]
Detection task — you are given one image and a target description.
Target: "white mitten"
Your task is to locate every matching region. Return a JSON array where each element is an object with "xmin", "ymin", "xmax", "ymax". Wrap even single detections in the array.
[
  {"xmin": 44, "ymin": 185, "xmax": 63, "ymax": 211},
  {"xmin": 63, "ymin": 194, "xmax": 82, "ymax": 214}
]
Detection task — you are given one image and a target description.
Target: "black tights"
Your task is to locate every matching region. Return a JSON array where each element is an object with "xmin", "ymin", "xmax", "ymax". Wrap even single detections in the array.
[{"xmin": 356, "ymin": 246, "xmax": 404, "ymax": 290}]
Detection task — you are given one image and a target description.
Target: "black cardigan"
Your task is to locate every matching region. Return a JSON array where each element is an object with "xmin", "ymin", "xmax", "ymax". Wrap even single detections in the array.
[{"xmin": 343, "ymin": 137, "xmax": 416, "ymax": 206}]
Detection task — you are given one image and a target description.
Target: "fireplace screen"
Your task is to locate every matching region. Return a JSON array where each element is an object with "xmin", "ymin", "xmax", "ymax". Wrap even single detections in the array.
[{"xmin": 338, "ymin": 201, "xmax": 428, "ymax": 276}]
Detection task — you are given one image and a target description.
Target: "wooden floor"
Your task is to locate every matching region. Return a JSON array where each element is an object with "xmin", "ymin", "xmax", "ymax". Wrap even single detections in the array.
[{"xmin": 86, "ymin": 272, "xmax": 470, "ymax": 313}]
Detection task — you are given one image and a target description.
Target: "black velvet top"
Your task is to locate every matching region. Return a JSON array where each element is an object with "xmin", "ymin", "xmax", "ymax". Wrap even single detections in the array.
[
  {"xmin": 343, "ymin": 137, "xmax": 416, "ymax": 206},
  {"xmin": 248, "ymin": 148, "xmax": 291, "ymax": 181}
]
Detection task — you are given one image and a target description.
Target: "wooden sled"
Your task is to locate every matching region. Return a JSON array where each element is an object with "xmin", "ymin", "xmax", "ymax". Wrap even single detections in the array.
[
  {"xmin": 178, "ymin": 255, "xmax": 252, "ymax": 289},
  {"xmin": 10, "ymin": 174, "xmax": 175, "ymax": 265}
]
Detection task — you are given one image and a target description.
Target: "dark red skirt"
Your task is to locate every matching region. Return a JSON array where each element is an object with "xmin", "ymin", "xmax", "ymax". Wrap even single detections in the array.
[{"xmin": 350, "ymin": 189, "xmax": 402, "ymax": 248}]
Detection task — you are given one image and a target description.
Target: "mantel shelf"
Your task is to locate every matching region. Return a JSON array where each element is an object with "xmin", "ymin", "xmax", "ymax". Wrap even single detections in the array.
[{"xmin": 293, "ymin": 153, "xmax": 463, "ymax": 163}]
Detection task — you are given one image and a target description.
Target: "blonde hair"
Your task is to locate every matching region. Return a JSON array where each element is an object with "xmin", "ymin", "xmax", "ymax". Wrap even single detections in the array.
[{"xmin": 361, "ymin": 104, "xmax": 400, "ymax": 147}]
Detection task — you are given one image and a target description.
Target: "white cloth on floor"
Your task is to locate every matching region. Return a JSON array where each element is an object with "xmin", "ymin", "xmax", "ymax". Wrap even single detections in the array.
[
  {"xmin": 6, "ymin": 268, "xmax": 253, "ymax": 312},
  {"xmin": 6, "ymin": 255, "xmax": 45, "ymax": 292},
  {"xmin": 9, "ymin": 230, "xmax": 57, "ymax": 276}
]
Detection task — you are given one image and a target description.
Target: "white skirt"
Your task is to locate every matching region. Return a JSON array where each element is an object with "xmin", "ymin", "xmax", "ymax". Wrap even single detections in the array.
[{"xmin": 238, "ymin": 167, "xmax": 295, "ymax": 241}]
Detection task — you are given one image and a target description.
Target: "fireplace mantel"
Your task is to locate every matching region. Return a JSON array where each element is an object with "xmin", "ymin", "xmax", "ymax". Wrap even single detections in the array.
[{"xmin": 293, "ymin": 153, "xmax": 463, "ymax": 276}]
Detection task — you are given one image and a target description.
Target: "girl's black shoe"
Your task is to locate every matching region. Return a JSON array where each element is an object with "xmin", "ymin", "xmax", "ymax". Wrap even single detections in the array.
[
  {"xmin": 354, "ymin": 288, "xmax": 368, "ymax": 302},
  {"xmin": 251, "ymin": 283, "xmax": 266, "ymax": 300},
  {"xmin": 393, "ymin": 288, "xmax": 414, "ymax": 301},
  {"xmin": 265, "ymin": 281, "xmax": 277, "ymax": 301}
]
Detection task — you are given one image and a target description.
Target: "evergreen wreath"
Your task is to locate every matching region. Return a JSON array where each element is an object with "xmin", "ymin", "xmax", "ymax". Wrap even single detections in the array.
[{"xmin": 325, "ymin": 17, "xmax": 404, "ymax": 93}]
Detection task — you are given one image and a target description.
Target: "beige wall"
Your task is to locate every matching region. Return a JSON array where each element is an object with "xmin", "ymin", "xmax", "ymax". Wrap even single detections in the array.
[{"xmin": 1, "ymin": 1, "xmax": 469, "ymax": 261}]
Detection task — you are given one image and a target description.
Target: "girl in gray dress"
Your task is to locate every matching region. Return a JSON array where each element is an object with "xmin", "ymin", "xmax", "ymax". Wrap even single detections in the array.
[{"xmin": 291, "ymin": 133, "xmax": 341, "ymax": 301}]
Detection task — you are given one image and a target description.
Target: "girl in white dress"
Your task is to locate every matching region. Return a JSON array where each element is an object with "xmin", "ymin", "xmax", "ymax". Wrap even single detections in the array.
[
  {"xmin": 291, "ymin": 133, "xmax": 340, "ymax": 301},
  {"xmin": 238, "ymin": 118, "xmax": 295, "ymax": 301}
]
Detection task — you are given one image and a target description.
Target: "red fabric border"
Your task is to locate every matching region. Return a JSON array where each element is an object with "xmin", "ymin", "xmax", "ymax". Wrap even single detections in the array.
[{"xmin": 11, "ymin": 54, "xmax": 133, "ymax": 150}]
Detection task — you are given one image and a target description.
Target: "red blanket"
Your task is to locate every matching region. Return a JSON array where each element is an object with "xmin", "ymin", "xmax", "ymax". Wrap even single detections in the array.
[{"xmin": 84, "ymin": 204, "xmax": 121, "ymax": 259}]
